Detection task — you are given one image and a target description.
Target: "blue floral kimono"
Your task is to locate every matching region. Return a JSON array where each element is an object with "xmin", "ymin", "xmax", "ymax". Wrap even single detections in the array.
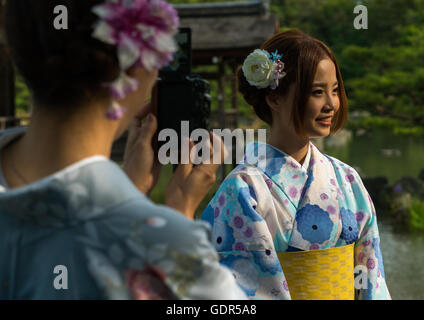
[
  {"xmin": 202, "ymin": 142, "xmax": 391, "ymax": 300},
  {"xmin": 0, "ymin": 127, "xmax": 246, "ymax": 300}
]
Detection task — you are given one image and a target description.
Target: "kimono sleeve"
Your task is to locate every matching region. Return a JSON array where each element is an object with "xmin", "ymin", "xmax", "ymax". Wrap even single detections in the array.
[
  {"xmin": 351, "ymin": 172, "xmax": 391, "ymax": 300},
  {"xmin": 201, "ymin": 172, "xmax": 291, "ymax": 300}
]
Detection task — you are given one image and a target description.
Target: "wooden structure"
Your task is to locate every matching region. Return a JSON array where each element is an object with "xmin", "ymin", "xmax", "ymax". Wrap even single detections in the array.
[
  {"xmin": 177, "ymin": 0, "xmax": 279, "ymax": 177},
  {"xmin": 177, "ymin": 0, "xmax": 279, "ymax": 130}
]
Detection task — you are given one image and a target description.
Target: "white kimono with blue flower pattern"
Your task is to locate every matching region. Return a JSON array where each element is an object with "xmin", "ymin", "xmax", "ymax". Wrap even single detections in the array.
[{"xmin": 202, "ymin": 142, "xmax": 391, "ymax": 300}]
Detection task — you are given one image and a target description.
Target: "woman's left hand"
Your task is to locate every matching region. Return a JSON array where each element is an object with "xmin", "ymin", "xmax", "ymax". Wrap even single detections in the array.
[{"xmin": 123, "ymin": 103, "xmax": 161, "ymax": 196}]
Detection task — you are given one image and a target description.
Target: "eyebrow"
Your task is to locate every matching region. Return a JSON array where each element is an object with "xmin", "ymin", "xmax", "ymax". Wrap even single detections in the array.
[{"xmin": 312, "ymin": 81, "xmax": 339, "ymax": 88}]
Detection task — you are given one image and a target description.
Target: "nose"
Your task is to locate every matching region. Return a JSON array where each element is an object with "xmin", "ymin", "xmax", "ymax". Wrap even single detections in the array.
[{"xmin": 324, "ymin": 91, "xmax": 339, "ymax": 112}]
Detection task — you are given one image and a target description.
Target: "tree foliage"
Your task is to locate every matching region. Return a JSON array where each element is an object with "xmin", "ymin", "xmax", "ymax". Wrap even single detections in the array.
[{"xmin": 272, "ymin": 0, "xmax": 424, "ymax": 133}]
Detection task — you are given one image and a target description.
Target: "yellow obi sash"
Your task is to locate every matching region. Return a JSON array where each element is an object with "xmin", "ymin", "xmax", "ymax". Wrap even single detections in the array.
[{"xmin": 277, "ymin": 243, "xmax": 355, "ymax": 300}]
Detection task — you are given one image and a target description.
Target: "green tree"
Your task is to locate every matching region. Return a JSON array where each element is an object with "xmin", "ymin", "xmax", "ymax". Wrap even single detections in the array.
[
  {"xmin": 272, "ymin": 0, "xmax": 424, "ymax": 134},
  {"xmin": 342, "ymin": 24, "xmax": 424, "ymax": 134}
]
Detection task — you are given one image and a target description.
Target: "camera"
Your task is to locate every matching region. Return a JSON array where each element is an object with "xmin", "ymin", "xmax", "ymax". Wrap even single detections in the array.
[{"xmin": 152, "ymin": 28, "xmax": 211, "ymax": 151}]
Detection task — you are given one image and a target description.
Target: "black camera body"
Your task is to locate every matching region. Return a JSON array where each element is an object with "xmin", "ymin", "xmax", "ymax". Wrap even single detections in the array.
[{"xmin": 154, "ymin": 28, "xmax": 211, "ymax": 147}]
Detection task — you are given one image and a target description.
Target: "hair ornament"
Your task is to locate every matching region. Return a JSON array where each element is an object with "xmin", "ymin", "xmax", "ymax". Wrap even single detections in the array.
[
  {"xmin": 92, "ymin": 0, "xmax": 179, "ymax": 120},
  {"xmin": 242, "ymin": 49, "xmax": 287, "ymax": 90}
]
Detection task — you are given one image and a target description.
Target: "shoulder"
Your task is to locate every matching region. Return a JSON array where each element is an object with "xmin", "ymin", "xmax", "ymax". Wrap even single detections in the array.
[
  {"xmin": 202, "ymin": 164, "xmax": 270, "ymax": 226},
  {"xmin": 222, "ymin": 164, "xmax": 269, "ymax": 190},
  {"xmin": 210, "ymin": 164, "xmax": 270, "ymax": 205}
]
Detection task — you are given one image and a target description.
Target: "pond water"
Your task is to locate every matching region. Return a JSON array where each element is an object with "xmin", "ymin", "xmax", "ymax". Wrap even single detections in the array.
[
  {"xmin": 322, "ymin": 129, "xmax": 424, "ymax": 184},
  {"xmin": 321, "ymin": 129, "xmax": 424, "ymax": 299},
  {"xmin": 378, "ymin": 220, "xmax": 424, "ymax": 299}
]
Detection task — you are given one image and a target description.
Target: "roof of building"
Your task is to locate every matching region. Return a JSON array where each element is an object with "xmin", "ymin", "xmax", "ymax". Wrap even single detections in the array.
[
  {"xmin": 176, "ymin": 0, "xmax": 269, "ymax": 18},
  {"xmin": 176, "ymin": 0, "xmax": 279, "ymax": 62}
]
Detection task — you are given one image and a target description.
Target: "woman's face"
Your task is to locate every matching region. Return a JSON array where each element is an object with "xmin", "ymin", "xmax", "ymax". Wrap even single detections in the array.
[
  {"xmin": 303, "ymin": 58, "xmax": 340, "ymax": 138},
  {"xmin": 269, "ymin": 58, "xmax": 340, "ymax": 140}
]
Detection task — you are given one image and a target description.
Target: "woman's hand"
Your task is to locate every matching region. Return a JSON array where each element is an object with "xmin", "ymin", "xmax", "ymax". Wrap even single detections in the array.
[
  {"xmin": 123, "ymin": 103, "xmax": 161, "ymax": 196},
  {"xmin": 165, "ymin": 133, "xmax": 226, "ymax": 220}
]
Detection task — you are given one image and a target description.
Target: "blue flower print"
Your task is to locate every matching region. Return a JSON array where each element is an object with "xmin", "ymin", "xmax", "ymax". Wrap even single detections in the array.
[
  {"xmin": 301, "ymin": 170, "xmax": 314, "ymax": 198},
  {"xmin": 201, "ymin": 204, "xmax": 215, "ymax": 227},
  {"xmin": 238, "ymin": 187, "xmax": 263, "ymax": 222},
  {"xmin": 265, "ymin": 153, "xmax": 286, "ymax": 177},
  {"xmin": 251, "ymin": 249, "xmax": 283, "ymax": 275},
  {"xmin": 246, "ymin": 143, "xmax": 286, "ymax": 177},
  {"xmin": 212, "ymin": 220, "xmax": 235, "ymax": 252},
  {"xmin": 220, "ymin": 255, "xmax": 259, "ymax": 297},
  {"xmin": 340, "ymin": 207, "xmax": 359, "ymax": 244},
  {"xmin": 248, "ymin": 185, "xmax": 257, "ymax": 201},
  {"xmin": 372, "ymin": 237, "xmax": 385, "ymax": 279},
  {"xmin": 295, "ymin": 204, "xmax": 333, "ymax": 244}
]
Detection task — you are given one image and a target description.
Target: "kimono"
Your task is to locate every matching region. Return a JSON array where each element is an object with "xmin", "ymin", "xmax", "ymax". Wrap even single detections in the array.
[
  {"xmin": 202, "ymin": 141, "xmax": 391, "ymax": 300},
  {"xmin": 0, "ymin": 127, "xmax": 246, "ymax": 300}
]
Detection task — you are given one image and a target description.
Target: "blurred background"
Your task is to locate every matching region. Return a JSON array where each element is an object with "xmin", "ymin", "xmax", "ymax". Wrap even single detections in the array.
[{"xmin": 1, "ymin": 0, "xmax": 423, "ymax": 299}]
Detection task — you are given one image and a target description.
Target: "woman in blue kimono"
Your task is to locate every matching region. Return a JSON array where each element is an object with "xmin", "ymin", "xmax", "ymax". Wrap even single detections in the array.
[
  {"xmin": 202, "ymin": 30, "xmax": 391, "ymax": 300},
  {"xmin": 0, "ymin": 0, "xmax": 246, "ymax": 299}
]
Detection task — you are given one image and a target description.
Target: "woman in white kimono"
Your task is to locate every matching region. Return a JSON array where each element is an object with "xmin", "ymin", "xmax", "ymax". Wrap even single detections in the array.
[
  {"xmin": 202, "ymin": 30, "xmax": 391, "ymax": 300},
  {"xmin": 0, "ymin": 0, "xmax": 246, "ymax": 299}
]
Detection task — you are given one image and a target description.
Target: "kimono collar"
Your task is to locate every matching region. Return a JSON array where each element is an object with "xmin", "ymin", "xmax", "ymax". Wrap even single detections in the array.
[
  {"xmin": 241, "ymin": 141, "xmax": 323, "ymax": 211},
  {"xmin": 242, "ymin": 141, "xmax": 313, "ymax": 178}
]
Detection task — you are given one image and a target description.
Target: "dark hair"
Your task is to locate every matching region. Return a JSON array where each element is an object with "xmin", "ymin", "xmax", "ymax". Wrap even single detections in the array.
[
  {"xmin": 5, "ymin": 0, "xmax": 120, "ymax": 110},
  {"xmin": 237, "ymin": 29, "xmax": 348, "ymax": 135}
]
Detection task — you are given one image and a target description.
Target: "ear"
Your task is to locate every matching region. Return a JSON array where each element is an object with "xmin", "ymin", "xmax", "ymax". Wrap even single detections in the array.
[{"xmin": 265, "ymin": 93, "xmax": 281, "ymax": 113}]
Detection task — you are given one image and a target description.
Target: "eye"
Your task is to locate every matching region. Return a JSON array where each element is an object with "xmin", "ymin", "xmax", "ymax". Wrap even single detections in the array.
[
  {"xmin": 312, "ymin": 89, "xmax": 323, "ymax": 95},
  {"xmin": 333, "ymin": 87, "xmax": 339, "ymax": 93}
]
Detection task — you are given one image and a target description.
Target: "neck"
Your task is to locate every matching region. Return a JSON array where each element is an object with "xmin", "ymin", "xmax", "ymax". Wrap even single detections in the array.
[
  {"xmin": 268, "ymin": 125, "xmax": 310, "ymax": 165},
  {"xmin": 3, "ymin": 102, "xmax": 120, "ymax": 186}
]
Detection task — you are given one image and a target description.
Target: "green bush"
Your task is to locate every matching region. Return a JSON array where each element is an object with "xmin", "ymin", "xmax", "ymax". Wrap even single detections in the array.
[
  {"xmin": 15, "ymin": 74, "xmax": 30, "ymax": 116},
  {"xmin": 410, "ymin": 200, "xmax": 424, "ymax": 230}
]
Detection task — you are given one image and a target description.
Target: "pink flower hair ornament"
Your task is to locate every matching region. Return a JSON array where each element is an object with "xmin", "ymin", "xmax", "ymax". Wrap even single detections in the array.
[{"xmin": 91, "ymin": 0, "xmax": 180, "ymax": 120}]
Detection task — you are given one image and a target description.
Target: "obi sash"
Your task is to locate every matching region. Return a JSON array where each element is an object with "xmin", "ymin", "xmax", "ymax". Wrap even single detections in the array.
[{"xmin": 277, "ymin": 244, "xmax": 355, "ymax": 300}]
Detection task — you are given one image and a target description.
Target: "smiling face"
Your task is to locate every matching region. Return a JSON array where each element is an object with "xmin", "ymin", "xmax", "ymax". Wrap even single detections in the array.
[
  {"xmin": 303, "ymin": 58, "xmax": 340, "ymax": 138},
  {"xmin": 267, "ymin": 58, "xmax": 342, "ymax": 142}
]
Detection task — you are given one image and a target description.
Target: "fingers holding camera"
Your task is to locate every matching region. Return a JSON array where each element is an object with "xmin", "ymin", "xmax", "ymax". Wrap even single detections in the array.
[
  {"xmin": 124, "ymin": 102, "xmax": 152, "ymax": 153},
  {"xmin": 125, "ymin": 117, "xmax": 227, "ymax": 220},
  {"xmin": 165, "ymin": 133, "xmax": 226, "ymax": 220},
  {"xmin": 123, "ymin": 110, "xmax": 161, "ymax": 196},
  {"xmin": 190, "ymin": 132, "xmax": 225, "ymax": 184}
]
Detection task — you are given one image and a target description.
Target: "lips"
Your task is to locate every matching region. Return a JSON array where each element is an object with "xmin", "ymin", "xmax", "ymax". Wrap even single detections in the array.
[{"xmin": 316, "ymin": 116, "xmax": 332, "ymax": 125}]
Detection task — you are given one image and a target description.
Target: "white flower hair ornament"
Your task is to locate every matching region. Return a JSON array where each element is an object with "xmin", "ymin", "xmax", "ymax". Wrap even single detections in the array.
[
  {"xmin": 91, "ymin": 0, "xmax": 179, "ymax": 120},
  {"xmin": 242, "ymin": 49, "xmax": 287, "ymax": 90}
]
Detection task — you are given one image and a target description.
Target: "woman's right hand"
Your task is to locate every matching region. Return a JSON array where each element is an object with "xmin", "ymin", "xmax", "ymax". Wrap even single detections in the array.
[{"xmin": 165, "ymin": 133, "xmax": 226, "ymax": 220}]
